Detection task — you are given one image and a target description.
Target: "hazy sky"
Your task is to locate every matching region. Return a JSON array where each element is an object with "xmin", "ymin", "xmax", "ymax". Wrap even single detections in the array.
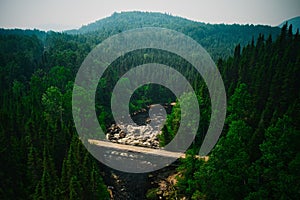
[{"xmin": 0, "ymin": 0, "xmax": 299, "ymax": 31}]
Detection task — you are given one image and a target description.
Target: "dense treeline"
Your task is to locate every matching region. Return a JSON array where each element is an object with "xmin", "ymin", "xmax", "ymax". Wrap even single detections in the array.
[
  {"xmin": 0, "ymin": 11, "xmax": 298, "ymax": 200},
  {"xmin": 171, "ymin": 24, "xmax": 300, "ymax": 199},
  {"xmin": 68, "ymin": 11, "xmax": 280, "ymax": 60},
  {"xmin": 0, "ymin": 32, "xmax": 109, "ymax": 199}
]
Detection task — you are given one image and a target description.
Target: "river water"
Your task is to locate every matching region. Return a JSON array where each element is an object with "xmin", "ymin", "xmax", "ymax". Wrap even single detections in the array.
[
  {"xmin": 100, "ymin": 104, "xmax": 178, "ymax": 199},
  {"xmin": 100, "ymin": 161, "xmax": 179, "ymax": 199}
]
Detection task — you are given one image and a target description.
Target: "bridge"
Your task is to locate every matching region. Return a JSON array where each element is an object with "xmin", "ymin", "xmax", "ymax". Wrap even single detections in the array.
[
  {"xmin": 89, "ymin": 139, "xmax": 186, "ymax": 158},
  {"xmin": 88, "ymin": 139, "xmax": 208, "ymax": 173}
]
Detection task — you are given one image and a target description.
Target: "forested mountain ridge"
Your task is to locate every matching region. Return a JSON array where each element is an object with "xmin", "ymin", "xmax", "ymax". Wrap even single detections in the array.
[
  {"xmin": 0, "ymin": 28, "xmax": 47, "ymax": 40},
  {"xmin": 0, "ymin": 11, "xmax": 281, "ymax": 61},
  {"xmin": 279, "ymin": 16, "xmax": 300, "ymax": 34},
  {"xmin": 67, "ymin": 11, "xmax": 281, "ymax": 60}
]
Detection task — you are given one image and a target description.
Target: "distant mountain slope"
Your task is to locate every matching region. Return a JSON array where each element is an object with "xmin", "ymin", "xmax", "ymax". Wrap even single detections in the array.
[
  {"xmin": 279, "ymin": 16, "xmax": 300, "ymax": 34},
  {"xmin": 66, "ymin": 11, "xmax": 281, "ymax": 59},
  {"xmin": 0, "ymin": 11, "xmax": 282, "ymax": 60},
  {"xmin": 0, "ymin": 28, "xmax": 47, "ymax": 41},
  {"xmin": 66, "ymin": 11, "xmax": 202, "ymax": 34}
]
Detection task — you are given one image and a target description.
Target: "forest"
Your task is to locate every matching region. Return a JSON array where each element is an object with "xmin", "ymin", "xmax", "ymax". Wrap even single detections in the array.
[{"xmin": 0, "ymin": 11, "xmax": 299, "ymax": 199}]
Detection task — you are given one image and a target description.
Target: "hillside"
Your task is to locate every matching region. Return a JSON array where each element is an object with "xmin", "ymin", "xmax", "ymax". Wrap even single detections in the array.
[
  {"xmin": 67, "ymin": 11, "xmax": 281, "ymax": 60},
  {"xmin": 0, "ymin": 12, "xmax": 281, "ymax": 61},
  {"xmin": 279, "ymin": 16, "xmax": 300, "ymax": 34}
]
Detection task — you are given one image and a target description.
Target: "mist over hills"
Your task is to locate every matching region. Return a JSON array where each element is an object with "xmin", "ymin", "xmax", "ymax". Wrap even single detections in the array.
[
  {"xmin": 66, "ymin": 11, "xmax": 281, "ymax": 59},
  {"xmin": 0, "ymin": 11, "xmax": 289, "ymax": 60},
  {"xmin": 67, "ymin": 11, "xmax": 280, "ymax": 34}
]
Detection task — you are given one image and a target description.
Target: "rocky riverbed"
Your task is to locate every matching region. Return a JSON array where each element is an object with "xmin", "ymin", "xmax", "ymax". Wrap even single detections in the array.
[
  {"xmin": 101, "ymin": 104, "xmax": 179, "ymax": 199},
  {"xmin": 106, "ymin": 122, "xmax": 161, "ymax": 148},
  {"xmin": 101, "ymin": 160, "xmax": 180, "ymax": 200},
  {"xmin": 106, "ymin": 104, "xmax": 174, "ymax": 149}
]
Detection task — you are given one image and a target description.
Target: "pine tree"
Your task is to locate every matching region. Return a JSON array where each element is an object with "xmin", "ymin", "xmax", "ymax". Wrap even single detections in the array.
[
  {"xmin": 35, "ymin": 146, "xmax": 59, "ymax": 199},
  {"xmin": 69, "ymin": 176, "xmax": 82, "ymax": 200},
  {"xmin": 258, "ymin": 116, "xmax": 300, "ymax": 199},
  {"xmin": 26, "ymin": 145, "xmax": 41, "ymax": 197},
  {"xmin": 201, "ymin": 120, "xmax": 252, "ymax": 199}
]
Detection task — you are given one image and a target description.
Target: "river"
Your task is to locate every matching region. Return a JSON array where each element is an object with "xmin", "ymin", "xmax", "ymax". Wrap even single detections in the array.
[{"xmin": 100, "ymin": 104, "xmax": 178, "ymax": 199}]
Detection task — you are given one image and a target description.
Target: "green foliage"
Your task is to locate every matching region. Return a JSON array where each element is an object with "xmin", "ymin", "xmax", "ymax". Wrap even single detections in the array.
[
  {"xmin": 42, "ymin": 86, "xmax": 63, "ymax": 125},
  {"xmin": 158, "ymin": 101, "xmax": 180, "ymax": 147},
  {"xmin": 227, "ymin": 83, "xmax": 253, "ymax": 123},
  {"xmin": 202, "ymin": 120, "xmax": 252, "ymax": 199},
  {"xmin": 0, "ymin": 30, "xmax": 109, "ymax": 199},
  {"xmin": 176, "ymin": 150, "xmax": 204, "ymax": 197},
  {"xmin": 256, "ymin": 116, "xmax": 300, "ymax": 199},
  {"xmin": 67, "ymin": 11, "xmax": 280, "ymax": 61},
  {"xmin": 146, "ymin": 188, "xmax": 159, "ymax": 200},
  {"xmin": 0, "ymin": 12, "xmax": 298, "ymax": 200},
  {"xmin": 175, "ymin": 24, "xmax": 300, "ymax": 199}
]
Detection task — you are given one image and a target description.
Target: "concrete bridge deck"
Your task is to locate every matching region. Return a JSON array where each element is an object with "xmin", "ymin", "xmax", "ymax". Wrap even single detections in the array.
[{"xmin": 88, "ymin": 139, "xmax": 186, "ymax": 159}]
